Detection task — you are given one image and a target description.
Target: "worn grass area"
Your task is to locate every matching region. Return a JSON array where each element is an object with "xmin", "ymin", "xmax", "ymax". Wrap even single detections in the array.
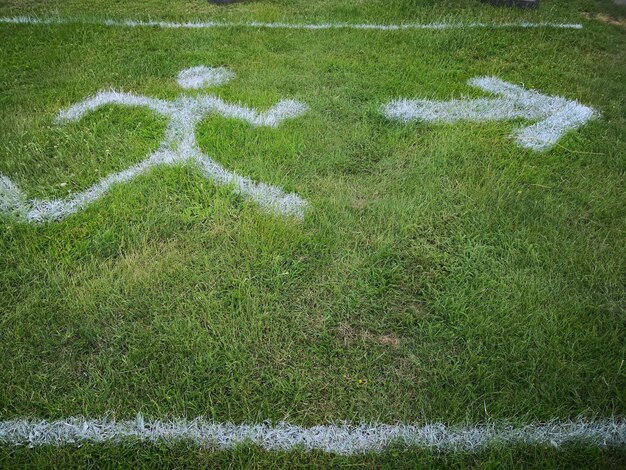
[{"xmin": 0, "ymin": 0, "xmax": 625, "ymax": 466}]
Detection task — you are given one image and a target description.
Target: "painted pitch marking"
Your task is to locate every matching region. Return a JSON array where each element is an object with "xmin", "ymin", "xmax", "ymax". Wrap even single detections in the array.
[
  {"xmin": 383, "ymin": 76, "xmax": 597, "ymax": 150},
  {"xmin": 0, "ymin": 417, "xmax": 624, "ymax": 454},
  {"xmin": 0, "ymin": 16, "xmax": 583, "ymax": 31},
  {"xmin": 0, "ymin": 67, "xmax": 309, "ymax": 223}
]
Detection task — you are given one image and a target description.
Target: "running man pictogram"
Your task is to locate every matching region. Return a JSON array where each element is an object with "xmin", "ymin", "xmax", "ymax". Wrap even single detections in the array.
[{"xmin": 0, "ymin": 66, "xmax": 309, "ymax": 222}]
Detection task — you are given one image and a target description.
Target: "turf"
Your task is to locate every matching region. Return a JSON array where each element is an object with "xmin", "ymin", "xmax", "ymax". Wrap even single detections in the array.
[
  {"xmin": 0, "ymin": 0, "xmax": 625, "ymax": 466},
  {"xmin": 2, "ymin": 443, "xmax": 626, "ymax": 469}
]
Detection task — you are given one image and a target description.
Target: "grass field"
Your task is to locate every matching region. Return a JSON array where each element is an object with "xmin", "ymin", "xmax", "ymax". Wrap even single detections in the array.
[{"xmin": 0, "ymin": 0, "xmax": 625, "ymax": 466}]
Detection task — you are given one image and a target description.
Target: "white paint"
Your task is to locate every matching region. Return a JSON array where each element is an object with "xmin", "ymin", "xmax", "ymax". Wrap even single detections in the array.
[
  {"xmin": 0, "ymin": 175, "xmax": 28, "ymax": 216},
  {"xmin": 0, "ymin": 16, "xmax": 583, "ymax": 31},
  {"xmin": 177, "ymin": 66, "xmax": 235, "ymax": 89},
  {"xmin": 0, "ymin": 417, "xmax": 624, "ymax": 454},
  {"xmin": 0, "ymin": 68, "xmax": 309, "ymax": 223},
  {"xmin": 383, "ymin": 77, "xmax": 596, "ymax": 151}
]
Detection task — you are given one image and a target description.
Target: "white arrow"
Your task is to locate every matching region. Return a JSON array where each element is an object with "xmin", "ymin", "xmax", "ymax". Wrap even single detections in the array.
[{"xmin": 383, "ymin": 76, "xmax": 597, "ymax": 151}]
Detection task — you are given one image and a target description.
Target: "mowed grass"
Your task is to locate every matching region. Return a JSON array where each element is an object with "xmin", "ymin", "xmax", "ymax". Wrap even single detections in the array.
[{"xmin": 0, "ymin": 0, "xmax": 625, "ymax": 466}]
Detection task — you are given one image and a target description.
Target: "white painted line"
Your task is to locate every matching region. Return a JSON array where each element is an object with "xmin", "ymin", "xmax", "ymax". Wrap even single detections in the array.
[
  {"xmin": 383, "ymin": 76, "xmax": 597, "ymax": 151},
  {"xmin": 0, "ymin": 418, "xmax": 624, "ymax": 453},
  {"xmin": 0, "ymin": 16, "xmax": 583, "ymax": 31},
  {"xmin": 0, "ymin": 68, "xmax": 309, "ymax": 223}
]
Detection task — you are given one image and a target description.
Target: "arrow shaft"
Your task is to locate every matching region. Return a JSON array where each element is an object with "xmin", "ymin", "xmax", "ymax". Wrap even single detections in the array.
[{"xmin": 384, "ymin": 98, "xmax": 546, "ymax": 123}]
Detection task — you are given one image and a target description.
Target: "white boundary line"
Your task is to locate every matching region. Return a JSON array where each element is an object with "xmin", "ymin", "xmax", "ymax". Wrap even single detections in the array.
[
  {"xmin": 0, "ymin": 418, "xmax": 624, "ymax": 453},
  {"xmin": 0, "ymin": 16, "xmax": 583, "ymax": 31}
]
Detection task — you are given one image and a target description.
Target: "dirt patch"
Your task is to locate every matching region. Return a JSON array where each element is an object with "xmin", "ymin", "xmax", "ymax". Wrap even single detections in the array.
[
  {"xmin": 337, "ymin": 322, "xmax": 401, "ymax": 348},
  {"xmin": 582, "ymin": 12, "xmax": 626, "ymax": 27},
  {"xmin": 351, "ymin": 197, "xmax": 369, "ymax": 211}
]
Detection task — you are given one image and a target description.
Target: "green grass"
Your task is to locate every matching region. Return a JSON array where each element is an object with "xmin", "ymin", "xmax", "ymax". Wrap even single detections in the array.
[
  {"xmin": 2, "ymin": 443, "xmax": 626, "ymax": 469},
  {"xmin": 0, "ymin": 0, "xmax": 625, "ymax": 466}
]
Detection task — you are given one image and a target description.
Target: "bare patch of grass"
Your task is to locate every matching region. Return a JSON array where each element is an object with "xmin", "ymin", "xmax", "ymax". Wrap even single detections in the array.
[
  {"xmin": 582, "ymin": 12, "xmax": 626, "ymax": 27},
  {"xmin": 337, "ymin": 322, "xmax": 401, "ymax": 348}
]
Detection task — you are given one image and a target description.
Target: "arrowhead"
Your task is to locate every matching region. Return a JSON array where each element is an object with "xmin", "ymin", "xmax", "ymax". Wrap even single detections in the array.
[
  {"xmin": 468, "ymin": 76, "xmax": 597, "ymax": 151},
  {"xmin": 512, "ymin": 95, "xmax": 596, "ymax": 151}
]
